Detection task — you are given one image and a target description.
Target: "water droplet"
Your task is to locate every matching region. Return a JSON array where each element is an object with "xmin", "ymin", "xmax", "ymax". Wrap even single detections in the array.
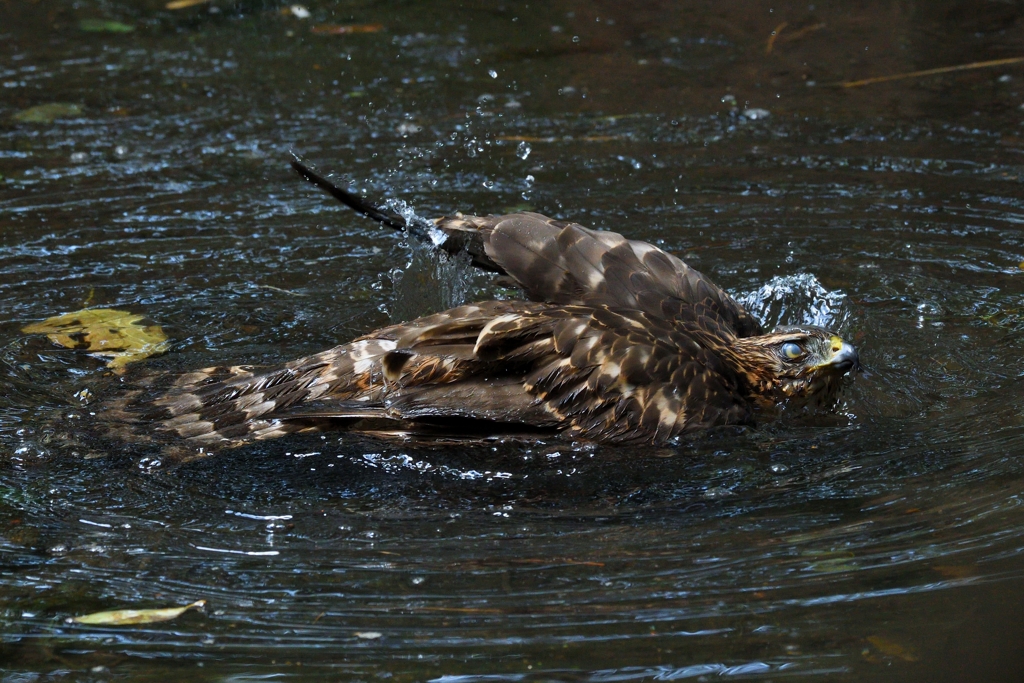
[
  {"xmin": 516, "ymin": 141, "xmax": 531, "ymax": 160},
  {"xmin": 488, "ymin": 69, "xmax": 498, "ymax": 79},
  {"xmin": 735, "ymin": 273, "xmax": 848, "ymax": 331}
]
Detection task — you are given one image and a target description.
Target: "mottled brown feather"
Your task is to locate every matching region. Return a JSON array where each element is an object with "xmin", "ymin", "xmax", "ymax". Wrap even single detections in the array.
[{"xmin": 108, "ymin": 173, "xmax": 858, "ymax": 451}]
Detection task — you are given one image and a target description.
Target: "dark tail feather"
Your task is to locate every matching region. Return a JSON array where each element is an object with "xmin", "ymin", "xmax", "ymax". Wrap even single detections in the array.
[
  {"xmin": 289, "ymin": 153, "xmax": 508, "ymax": 275},
  {"xmin": 289, "ymin": 154, "xmax": 436, "ymax": 240}
]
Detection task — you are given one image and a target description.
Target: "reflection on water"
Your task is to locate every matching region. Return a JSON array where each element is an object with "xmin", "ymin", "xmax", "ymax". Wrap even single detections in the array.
[{"xmin": 4, "ymin": 0, "xmax": 1024, "ymax": 680}]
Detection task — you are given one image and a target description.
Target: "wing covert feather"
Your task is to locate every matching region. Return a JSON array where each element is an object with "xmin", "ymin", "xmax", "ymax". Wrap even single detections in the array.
[{"xmin": 447, "ymin": 213, "xmax": 762, "ymax": 337}]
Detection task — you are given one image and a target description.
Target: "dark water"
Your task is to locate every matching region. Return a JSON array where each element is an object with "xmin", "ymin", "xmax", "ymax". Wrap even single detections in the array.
[{"xmin": 5, "ymin": 0, "xmax": 1024, "ymax": 680}]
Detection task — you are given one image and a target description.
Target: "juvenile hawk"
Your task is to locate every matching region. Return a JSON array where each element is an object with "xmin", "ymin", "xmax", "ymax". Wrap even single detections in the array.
[{"xmin": 122, "ymin": 159, "xmax": 859, "ymax": 449}]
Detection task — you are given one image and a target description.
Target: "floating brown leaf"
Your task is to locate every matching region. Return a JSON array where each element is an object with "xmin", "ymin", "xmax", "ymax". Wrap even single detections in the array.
[
  {"xmin": 310, "ymin": 23, "xmax": 384, "ymax": 35},
  {"xmin": 69, "ymin": 599, "xmax": 206, "ymax": 626},
  {"xmin": 22, "ymin": 308, "xmax": 168, "ymax": 372}
]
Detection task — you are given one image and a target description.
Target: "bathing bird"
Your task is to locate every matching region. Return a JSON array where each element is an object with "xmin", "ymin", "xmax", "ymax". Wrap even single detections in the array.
[{"xmin": 122, "ymin": 158, "xmax": 859, "ymax": 449}]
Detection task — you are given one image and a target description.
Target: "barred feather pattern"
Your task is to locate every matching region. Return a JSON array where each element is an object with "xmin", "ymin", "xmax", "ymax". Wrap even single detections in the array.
[
  {"xmin": 120, "ymin": 208, "xmax": 855, "ymax": 450},
  {"xmin": 136, "ymin": 298, "xmax": 757, "ymax": 447}
]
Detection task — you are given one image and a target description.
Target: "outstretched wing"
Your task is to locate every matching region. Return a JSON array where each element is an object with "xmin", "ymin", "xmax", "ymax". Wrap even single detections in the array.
[
  {"xmin": 291, "ymin": 158, "xmax": 762, "ymax": 337},
  {"xmin": 458, "ymin": 212, "xmax": 763, "ymax": 338},
  {"xmin": 127, "ymin": 298, "xmax": 754, "ymax": 447},
  {"xmin": 127, "ymin": 301, "xmax": 546, "ymax": 445}
]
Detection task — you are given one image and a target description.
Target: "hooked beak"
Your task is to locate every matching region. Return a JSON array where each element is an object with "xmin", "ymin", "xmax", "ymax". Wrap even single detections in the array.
[{"xmin": 826, "ymin": 339, "xmax": 860, "ymax": 374}]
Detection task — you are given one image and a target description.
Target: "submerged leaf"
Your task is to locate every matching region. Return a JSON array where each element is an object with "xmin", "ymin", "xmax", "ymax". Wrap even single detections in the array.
[
  {"xmin": 933, "ymin": 564, "xmax": 976, "ymax": 579},
  {"xmin": 79, "ymin": 19, "xmax": 135, "ymax": 33},
  {"xmin": 70, "ymin": 599, "xmax": 206, "ymax": 626},
  {"xmin": 23, "ymin": 308, "xmax": 168, "ymax": 372},
  {"xmin": 866, "ymin": 635, "xmax": 918, "ymax": 662},
  {"xmin": 12, "ymin": 103, "xmax": 83, "ymax": 124}
]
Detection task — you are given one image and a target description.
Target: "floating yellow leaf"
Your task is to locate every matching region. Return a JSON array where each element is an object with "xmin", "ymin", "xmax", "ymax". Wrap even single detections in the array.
[
  {"xmin": 166, "ymin": 0, "xmax": 211, "ymax": 9},
  {"xmin": 69, "ymin": 599, "xmax": 206, "ymax": 626},
  {"xmin": 12, "ymin": 103, "xmax": 83, "ymax": 124},
  {"xmin": 23, "ymin": 308, "xmax": 168, "ymax": 373}
]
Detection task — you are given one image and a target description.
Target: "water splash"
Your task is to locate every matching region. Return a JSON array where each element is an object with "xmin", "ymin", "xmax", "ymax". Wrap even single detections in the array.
[
  {"xmin": 381, "ymin": 242, "xmax": 475, "ymax": 323},
  {"xmin": 735, "ymin": 273, "xmax": 850, "ymax": 332},
  {"xmin": 384, "ymin": 198, "xmax": 448, "ymax": 247}
]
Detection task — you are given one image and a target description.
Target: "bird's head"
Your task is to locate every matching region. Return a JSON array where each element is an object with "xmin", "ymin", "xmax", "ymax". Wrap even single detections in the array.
[{"xmin": 730, "ymin": 325, "xmax": 860, "ymax": 410}]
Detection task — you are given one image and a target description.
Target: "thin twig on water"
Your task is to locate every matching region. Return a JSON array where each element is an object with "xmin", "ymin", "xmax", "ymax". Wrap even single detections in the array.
[{"xmin": 835, "ymin": 56, "xmax": 1024, "ymax": 88}]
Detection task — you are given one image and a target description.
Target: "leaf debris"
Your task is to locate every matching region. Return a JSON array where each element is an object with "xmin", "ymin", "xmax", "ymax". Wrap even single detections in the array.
[
  {"xmin": 69, "ymin": 600, "xmax": 207, "ymax": 626},
  {"xmin": 12, "ymin": 103, "xmax": 83, "ymax": 124},
  {"xmin": 310, "ymin": 24, "xmax": 384, "ymax": 36},
  {"xmin": 22, "ymin": 308, "xmax": 169, "ymax": 373},
  {"xmin": 165, "ymin": 0, "xmax": 211, "ymax": 9},
  {"xmin": 79, "ymin": 19, "xmax": 135, "ymax": 33}
]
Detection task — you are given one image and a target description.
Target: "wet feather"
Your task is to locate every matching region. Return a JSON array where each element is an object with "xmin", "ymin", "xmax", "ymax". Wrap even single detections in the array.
[{"xmin": 103, "ymin": 160, "xmax": 860, "ymax": 451}]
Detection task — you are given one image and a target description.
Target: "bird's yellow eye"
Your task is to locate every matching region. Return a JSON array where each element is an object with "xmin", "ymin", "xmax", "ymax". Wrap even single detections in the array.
[{"xmin": 781, "ymin": 342, "xmax": 803, "ymax": 360}]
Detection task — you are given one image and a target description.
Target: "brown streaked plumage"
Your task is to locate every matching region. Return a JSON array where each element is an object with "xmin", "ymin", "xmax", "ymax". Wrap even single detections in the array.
[{"xmin": 115, "ymin": 158, "xmax": 859, "ymax": 450}]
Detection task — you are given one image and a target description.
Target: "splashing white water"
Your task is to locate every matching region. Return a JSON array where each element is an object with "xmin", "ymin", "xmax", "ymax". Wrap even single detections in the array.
[
  {"xmin": 384, "ymin": 198, "xmax": 448, "ymax": 247},
  {"xmin": 735, "ymin": 272, "xmax": 850, "ymax": 332}
]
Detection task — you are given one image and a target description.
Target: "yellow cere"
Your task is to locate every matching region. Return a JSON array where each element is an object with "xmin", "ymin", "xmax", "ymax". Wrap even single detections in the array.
[{"xmin": 830, "ymin": 336, "xmax": 844, "ymax": 353}]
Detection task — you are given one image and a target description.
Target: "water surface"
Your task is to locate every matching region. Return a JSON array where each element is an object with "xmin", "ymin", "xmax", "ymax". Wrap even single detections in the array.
[{"xmin": 4, "ymin": 1, "xmax": 1024, "ymax": 680}]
